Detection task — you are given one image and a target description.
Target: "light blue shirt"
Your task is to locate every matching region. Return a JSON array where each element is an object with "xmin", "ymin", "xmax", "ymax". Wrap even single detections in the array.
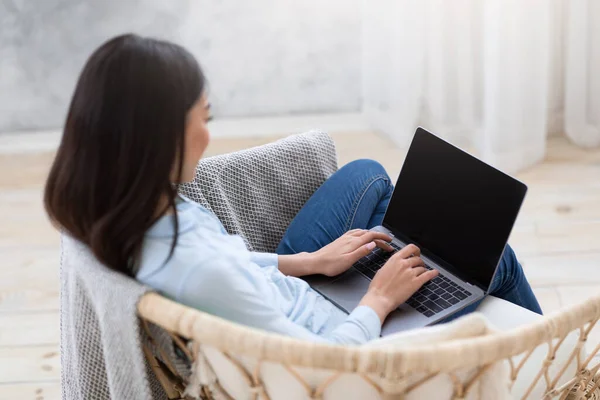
[{"xmin": 136, "ymin": 197, "xmax": 381, "ymax": 345}]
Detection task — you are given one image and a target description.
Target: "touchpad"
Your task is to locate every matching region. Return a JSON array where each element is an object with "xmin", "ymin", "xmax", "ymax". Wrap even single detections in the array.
[{"xmin": 317, "ymin": 270, "xmax": 371, "ymax": 312}]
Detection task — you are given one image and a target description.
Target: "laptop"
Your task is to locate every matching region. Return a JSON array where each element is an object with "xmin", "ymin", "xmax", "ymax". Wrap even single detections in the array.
[{"xmin": 304, "ymin": 127, "xmax": 528, "ymax": 335}]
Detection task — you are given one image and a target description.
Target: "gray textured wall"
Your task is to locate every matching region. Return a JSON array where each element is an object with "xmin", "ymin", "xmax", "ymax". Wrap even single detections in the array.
[{"xmin": 0, "ymin": 0, "xmax": 361, "ymax": 133}]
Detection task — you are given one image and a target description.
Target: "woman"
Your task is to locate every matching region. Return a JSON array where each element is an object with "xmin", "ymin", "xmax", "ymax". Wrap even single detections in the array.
[{"xmin": 45, "ymin": 34, "xmax": 541, "ymax": 345}]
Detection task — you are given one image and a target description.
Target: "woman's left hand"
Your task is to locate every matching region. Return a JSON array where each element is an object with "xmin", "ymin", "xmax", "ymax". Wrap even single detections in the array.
[{"xmin": 311, "ymin": 229, "xmax": 394, "ymax": 277}]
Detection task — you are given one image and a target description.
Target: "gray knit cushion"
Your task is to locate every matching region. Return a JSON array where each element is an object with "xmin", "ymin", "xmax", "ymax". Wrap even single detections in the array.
[{"xmin": 179, "ymin": 130, "xmax": 338, "ymax": 252}]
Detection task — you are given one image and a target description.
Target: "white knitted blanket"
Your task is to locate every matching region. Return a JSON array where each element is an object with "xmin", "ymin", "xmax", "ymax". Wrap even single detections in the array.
[{"xmin": 60, "ymin": 131, "xmax": 338, "ymax": 399}]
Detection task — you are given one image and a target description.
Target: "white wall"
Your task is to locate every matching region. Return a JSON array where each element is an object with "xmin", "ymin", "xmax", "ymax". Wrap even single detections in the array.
[{"xmin": 0, "ymin": 0, "xmax": 361, "ymax": 133}]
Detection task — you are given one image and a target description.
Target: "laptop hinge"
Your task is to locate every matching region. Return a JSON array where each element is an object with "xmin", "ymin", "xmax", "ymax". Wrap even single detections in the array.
[{"xmin": 382, "ymin": 223, "xmax": 488, "ymax": 292}]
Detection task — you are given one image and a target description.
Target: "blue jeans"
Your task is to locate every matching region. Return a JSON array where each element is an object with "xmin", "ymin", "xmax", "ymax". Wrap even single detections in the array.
[{"xmin": 276, "ymin": 159, "xmax": 543, "ymax": 317}]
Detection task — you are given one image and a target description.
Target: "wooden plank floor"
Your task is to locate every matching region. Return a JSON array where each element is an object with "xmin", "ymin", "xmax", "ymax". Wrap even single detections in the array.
[{"xmin": 0, "ymin": 132, "xmax": 599, "ymax": 399}]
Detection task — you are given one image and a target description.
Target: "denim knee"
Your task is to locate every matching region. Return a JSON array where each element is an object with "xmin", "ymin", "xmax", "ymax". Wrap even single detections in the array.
[
  {"xmin": 341, "ymin": 159, "xmax": 390, "ymax": 181},
  {"xmin": 346, "ymin": 159, "xmax": 393, "ymax": 200}
]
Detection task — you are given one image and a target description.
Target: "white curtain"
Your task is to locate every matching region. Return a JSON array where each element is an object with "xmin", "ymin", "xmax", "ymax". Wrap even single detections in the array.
[{"xmin": 362, "ymin": 0, "xmax": 600, "ymax": 173}]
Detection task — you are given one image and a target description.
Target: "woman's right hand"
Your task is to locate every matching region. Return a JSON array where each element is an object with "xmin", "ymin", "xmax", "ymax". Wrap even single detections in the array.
[{"xmin": 359, "ymin": 244, "xmax": 439, "ymax": 323}]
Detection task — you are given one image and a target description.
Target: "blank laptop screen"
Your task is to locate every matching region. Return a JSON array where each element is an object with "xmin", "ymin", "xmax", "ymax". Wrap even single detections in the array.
[{"xmin": 383, "ymin": 128, "xmax": 527, "ymax": 291}]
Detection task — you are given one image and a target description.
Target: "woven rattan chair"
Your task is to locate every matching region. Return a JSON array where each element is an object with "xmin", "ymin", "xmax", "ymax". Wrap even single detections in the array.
[
  {"xmin": 139, "ymin": 292, "xmax": 600, "ymax": 400},
  {"xmin": 134, "ymin": 132, "xmax": 600, "ymax": 400}
]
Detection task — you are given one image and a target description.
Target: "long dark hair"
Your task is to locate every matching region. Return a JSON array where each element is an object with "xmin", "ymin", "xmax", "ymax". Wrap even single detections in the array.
[{"xmin": 44, "ymin": 34, "xmax": 205, "ymax": 276}]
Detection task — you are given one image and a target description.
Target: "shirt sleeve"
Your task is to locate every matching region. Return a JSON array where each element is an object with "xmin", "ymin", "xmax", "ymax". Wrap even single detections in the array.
[
  {"xmin": 176, "ymin": 253, "xmax": 381, "ymax": 345},
  {"xmin": 327, "ymin": 305, "xmax": 382, "ymax": 344},
  {"xmin": 249, "ymin": 252, "xmax": 279, "ymax": 269}
]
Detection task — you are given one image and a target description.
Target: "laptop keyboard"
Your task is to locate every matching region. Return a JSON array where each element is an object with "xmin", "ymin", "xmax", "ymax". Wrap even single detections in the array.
[{"xmin": 353, "ymin": 242, "xmax": 472, "ymax": 317}]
